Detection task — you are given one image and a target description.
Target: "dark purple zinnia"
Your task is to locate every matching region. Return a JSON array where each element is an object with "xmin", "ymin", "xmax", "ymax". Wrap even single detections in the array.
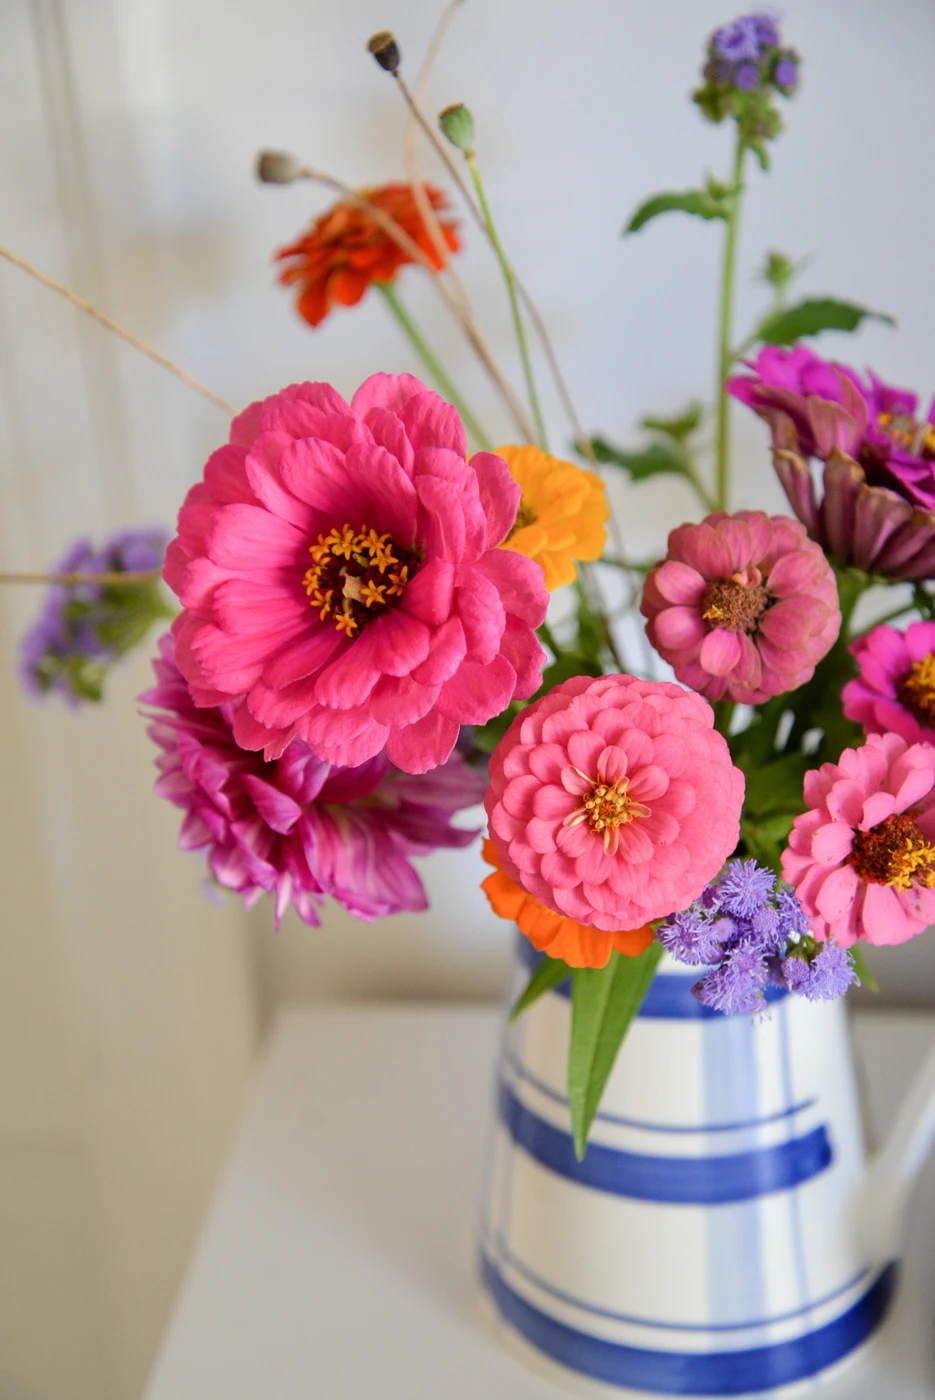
[
  {"xmin": 728, "ymin": 345, "xmax": 935, "ymax": 581},
  {"xmin": 19, "ymin": 527, "xmax": 171, "ymax": 706}
]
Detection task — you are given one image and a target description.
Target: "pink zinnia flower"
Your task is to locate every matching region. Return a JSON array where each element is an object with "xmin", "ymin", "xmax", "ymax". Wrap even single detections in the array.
[
  {"xmin": 781, "ymin": 732, "xmax": 935, "ymax": 946},
  {"xmin": 142, "ymin": 634, "xmax": 486, "ymax": 925},
  {"xmin": 727, "ymin": 346, "xmax": 935, "ymax": 580},
  {"xmin": 166, "ymin": 374, "xmax": 548, "ymax": 773},
  {"xmin": 640, "ymin": 510, "xmax": 841, "ymax": 704},
  {"xmin": 484, "ymin": 674, "xmax": 744, "ymax": 932},
  {"xmin": 843, "ymin": 621, "xmax": 935, "ymax": 747}
]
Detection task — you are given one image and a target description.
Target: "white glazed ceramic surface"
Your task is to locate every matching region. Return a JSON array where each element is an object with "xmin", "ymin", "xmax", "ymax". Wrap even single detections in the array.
[{"xmin": 479, "ymin": 941, "xmax": 922, "ymax": 1398}]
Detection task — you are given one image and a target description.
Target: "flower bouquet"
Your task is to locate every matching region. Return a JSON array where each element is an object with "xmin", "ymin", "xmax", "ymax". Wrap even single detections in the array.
[{"xmin": 8, "ymin": 9, "xmax": 935, "ymax": 1178}]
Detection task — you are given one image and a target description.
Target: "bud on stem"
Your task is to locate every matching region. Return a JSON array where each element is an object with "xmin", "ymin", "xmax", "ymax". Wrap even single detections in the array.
[{"xmin": 367, "ymin": 31, "xmax": 400, "ymax": 73}]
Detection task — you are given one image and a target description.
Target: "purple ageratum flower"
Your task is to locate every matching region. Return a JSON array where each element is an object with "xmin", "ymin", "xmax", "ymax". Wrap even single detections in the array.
[
  {"xmin": 659, "ymin": 858, "xmax": 855, "ymax": 1015},
  {"xmin": 727, "ymin": 346, "xmax": 935, "ymax": 581},
  {"xmin": 734, "ymin": 62, "xmax": 761, "ymax": 90},
  {"xmin": 781, "ymin": 944, "xmax": 858, "ymax": 1002},
  {"xmin": 19, "ymin": 527, "xmax": 170, "ymax": 706},
  {"xmin": 141, "ymin": 632, "xmax": 486, "ymax": 926},
  {"xmin": 712, "ymin": 15, "xmax": 770, "ymax": 62},
  {"xmin": 774, "ymin": 56, "xmax": 798, "ymax": 88}
]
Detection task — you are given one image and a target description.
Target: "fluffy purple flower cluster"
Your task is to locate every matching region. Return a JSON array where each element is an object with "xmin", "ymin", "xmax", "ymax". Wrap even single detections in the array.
[
  {"xmin": 695, "ymin": 13, "xmax": 800, "ymax": 139},
  {"xmin": 658, "ymin": 858, "xmax": 857, "ymax": 1014},
  {"xmin": 20, "ymin": 528, "xmax": 171, "ymax": 706}
]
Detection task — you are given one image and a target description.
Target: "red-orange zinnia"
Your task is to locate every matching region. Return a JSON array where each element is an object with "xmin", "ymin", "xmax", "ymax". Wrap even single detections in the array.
[
  {"xmin": 275, "ymin": 183, "xmax": 460, "ymax": 328},
  {"xmin": 481, "ymin": 840, "xmax": 655, "ymax": 970}
]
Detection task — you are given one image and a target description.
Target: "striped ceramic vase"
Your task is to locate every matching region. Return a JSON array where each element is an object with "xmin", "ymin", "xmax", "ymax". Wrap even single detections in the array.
[{"xmin": 479, "ymin": 938, "xmax": 898, "ymax": 1397}]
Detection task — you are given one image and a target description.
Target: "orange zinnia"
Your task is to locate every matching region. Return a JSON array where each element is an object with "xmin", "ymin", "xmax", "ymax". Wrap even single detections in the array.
[
  {"xmin": 496, "ymin": 445, "xmax": 609, "ymax": 591},
  {"xmin": 275, "ymin": 183, "xmax": 459, "ymax": 328},
  {"xmin": 481, "ymin": 840, "xmax": 655, "ymax": 969}
]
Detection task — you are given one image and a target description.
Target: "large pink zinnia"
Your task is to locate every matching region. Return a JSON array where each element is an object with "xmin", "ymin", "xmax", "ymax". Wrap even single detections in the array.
[
  {"xmin": 142, "ymin": 633, "xmax": 486, "ymax": 925},
  {"xmin": 641, "ymin": 510, "xmax": 841, "ymax": 704},
  {"xmin": 843, "ymin": 621, "xmax": 935, "ymax": 746},
  {"xmin": 165, "ymin": 374, "xmax": 548, "ymax": 773},
  {"xmin": 781, "ymin": 732, "xmax": 935, "ymax": 946},
  {"xmin": 484, "ymin": 674, "xmax": 744, "ymax": 932}
]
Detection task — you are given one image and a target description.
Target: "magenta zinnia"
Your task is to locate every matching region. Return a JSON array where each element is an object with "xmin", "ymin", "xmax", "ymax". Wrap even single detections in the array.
[
  {"xmin": 484, "ymin": 674, "xmax": 744, "ymax": 933},
  {"xmin": 727, "ymin": 345, "xmax": 935, "ymax": 580},
  {"xmin": 781, "ymin": 732, "xmax": 935, "ymax": 946},
  {"xmin": 165, "ymin": 374, "xmax": 547, "ymax": 774},
  {"xmin": 843, "ymin": 620, "xmax": 935, "ymax": 746},
  {"xmin": 142, "ymin": 634, "xmax": 485, "ymax": 925},
  {"xmin": 641, "ymin": 510, "xmax": 840, "ymax": 704}
]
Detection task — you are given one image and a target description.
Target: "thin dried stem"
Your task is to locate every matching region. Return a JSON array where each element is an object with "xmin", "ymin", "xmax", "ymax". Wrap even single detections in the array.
[
  {"xmin": 0, "ymin": 246, "xmax": 236, "ymax": 416},
  {"xmin": 292, "ymin": 163, "xmax": 535, "ymax": 439},
  {"xmin": 393, "ymin": 74, "xmax": 595, "ymax": 461},
  {"xmin": 0, "ymin": 569, "xmax": 163, "ymax": 585}
]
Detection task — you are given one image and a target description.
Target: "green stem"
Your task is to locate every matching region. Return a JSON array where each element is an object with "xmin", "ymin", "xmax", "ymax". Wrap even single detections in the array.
[
  {"xmin": 714, "ymin": 134, "xmax": 746, "ymax": 512},
  {"xmin": 538, "ymin": 620, "xmax": 564, "ymax": 659},
  {"xmin": 375, "ymin": 282, "xmax": 492, "ymax": 451},
  {"xmin": 465, "ymin": 153, "xmax": 548, "ymax": 451}
]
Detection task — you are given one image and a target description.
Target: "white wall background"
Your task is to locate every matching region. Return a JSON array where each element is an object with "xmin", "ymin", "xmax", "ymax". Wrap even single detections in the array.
[{"xmin": 1, "ymin": 0, "xmax": 934, "ymax": 1395}]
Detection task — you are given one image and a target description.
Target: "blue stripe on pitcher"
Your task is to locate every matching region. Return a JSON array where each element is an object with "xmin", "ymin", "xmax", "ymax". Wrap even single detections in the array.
[
  {"xmin": 499, "ymin": 1084, "xmax": 833, "ymax": 1203},
  {"xmin": 482, "ymin": 1254, "xmax": 896, "ymax": 1395},
  {"xmin": 515, "ymin": 938, "xmax": 787, "ymax": 1017}
]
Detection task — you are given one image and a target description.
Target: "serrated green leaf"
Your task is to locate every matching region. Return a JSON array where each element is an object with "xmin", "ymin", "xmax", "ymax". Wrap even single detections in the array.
[
  {"xmin": 623, "ymin": 189, "xmax": 730, "ymax": 235},
  {"xmin": 756, "ymin": 298, "xmax": 895, "ymax": 347},
  {"xmin": 510, "ymin": 954, "xmax": 572, "ymax": 1023},
  {"xmin": 586, "ymin": 438, "xmax": 692, "ymax": 484},
  {"xmin": 639, "ymin": 402, "xmax": 704, "ymax": 443},
  {"xmin": 568, "ymin": 943, "xmax": 663, "ymax": 1159}
]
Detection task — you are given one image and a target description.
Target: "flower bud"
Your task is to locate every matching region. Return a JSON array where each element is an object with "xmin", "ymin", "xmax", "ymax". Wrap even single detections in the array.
[
  {"xmin": 256, "ymin": 150, "xmax": 302, "ymax": 185},
  {"xmin": 439, "ymin": 102, "xmax": 475, "ymax": 153},
  {"xmin": 367, "ymin": 31, "xmax": 400, "ymax": 73}
]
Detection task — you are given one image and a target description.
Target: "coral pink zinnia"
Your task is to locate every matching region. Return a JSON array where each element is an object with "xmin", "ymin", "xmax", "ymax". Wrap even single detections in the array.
[
  {"xmin": 484, "ymin": 674, "xmax": 744, "ymax": 932},
  {"xmin": 843, "ymin": 621, "xmax": 935, "ymax": 747},
  {"xmin": 142, "ymin": 634, "xmax": 486, "ymax": 925},
  {"xmin": 781, "ymin": 732, "xmax": 935, "ymax": 946},
  {"xmin": 641, "ymin": 510, "xmax": 841, "ymax": 704},
  {"xmin": 165, "ymin": 374, "xmax": 548, "ymax": 773}
]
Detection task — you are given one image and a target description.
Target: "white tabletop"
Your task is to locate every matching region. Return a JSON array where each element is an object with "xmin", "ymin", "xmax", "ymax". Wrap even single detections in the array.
[{"xmin": 144, "ymin": 1005, "xmax": 935, "ymax": 1399}]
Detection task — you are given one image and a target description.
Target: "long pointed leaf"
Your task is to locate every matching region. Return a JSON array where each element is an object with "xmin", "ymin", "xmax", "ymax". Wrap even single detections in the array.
[
  {"xmin": 755, "ymin": 297, "xmax": 894, "ymax": 347},
  {"xmin": 509, "ymin": 952, "xmax": 572, "ymax": 1024},
  {"xmin": 568, "ymin": 943, "xmax": 663, "ymax": 1159},
  {"xmin": 624, "ymin": 189, "xmax": 730, "ymax": 234}
]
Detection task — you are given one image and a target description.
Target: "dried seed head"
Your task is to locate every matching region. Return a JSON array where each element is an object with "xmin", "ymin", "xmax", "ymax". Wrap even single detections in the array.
[
  {"xmin": 256, "ymin": 150, "xmax": 302, "ymax": 185},
  {"xmin": 367, "ymin": 31, "xmax": 400, "ymax": 73}
]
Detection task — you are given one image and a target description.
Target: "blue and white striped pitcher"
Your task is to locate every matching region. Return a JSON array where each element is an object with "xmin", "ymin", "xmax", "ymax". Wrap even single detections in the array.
[{"xmin": 480, "ymin": 938, "xmax": 935, "ymax": 1396}]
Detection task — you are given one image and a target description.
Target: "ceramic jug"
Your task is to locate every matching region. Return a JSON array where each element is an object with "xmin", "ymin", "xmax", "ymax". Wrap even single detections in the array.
[{"xmin": 479, "ymin": 938, "xmax": 935, "ymax": 1396}]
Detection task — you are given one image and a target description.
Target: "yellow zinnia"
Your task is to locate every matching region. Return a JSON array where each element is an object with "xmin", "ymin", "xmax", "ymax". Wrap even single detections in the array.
[{"xmin": 496, "ymin": 444, "xmax": 608, "ymax": 591}]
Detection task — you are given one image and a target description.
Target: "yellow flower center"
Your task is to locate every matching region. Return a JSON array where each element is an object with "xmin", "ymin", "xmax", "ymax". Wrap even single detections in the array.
[
  {"xmin": 848, "ymin": 812, "xmax": 935, "ymax": 893},
  {"xmin": 701, "ymin": 573, "xmax": 770, "ymax": 634},
  {"xmin": 877, "ymin": 410, "xmax": 935, "ymax": 458},
  {"xmin": 506, "ymin": 499, "xmax": 538, "ymax": 540},
  {"xmin": 565, "ymin": 772, "xmax": 651, "ymax": 853},
  {"xmin": 303, "ymin": 524, "xmax": 418, "ymax": 638},
  {"xmin": 897, "ymin": 653, "xmax": 935, "ymax": 729}
]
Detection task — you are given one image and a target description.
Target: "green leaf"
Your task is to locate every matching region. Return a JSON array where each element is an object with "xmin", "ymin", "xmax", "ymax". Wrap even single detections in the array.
[
  {"xmin": 623, "ymin": 189, "xmax": 730, "ymax": 235},
  {"xmin": 756, "ymin": 298, "xmax": 895, "ymax": 347},
  {"xmin": 639, "ymin": 402, "xmax": 704, "ymax": 443},
  {"xmin": 587, "ymin": 438, "xmax": 693, "ymax": 485},
  {"xmin": 740, "ymin": 750, "xmax": 810, "ymax": 816},
  {"xmin": 849, "ymin": 943, "xmax": 880, "ymax": 995},
  {"xmin": 510, "ymin": 954, "xmax": 572, "ymax": 1023},
  {"xmin": 568, "ymin": 943, "xmax": 663, "ymax": 1159}
]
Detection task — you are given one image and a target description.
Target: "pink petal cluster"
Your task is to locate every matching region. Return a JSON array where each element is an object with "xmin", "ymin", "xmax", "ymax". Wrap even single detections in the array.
[
  {"xmin": 781, "ymin": 733, "xmax": 935, "ymax": 946},
  {"xmin": 142, "ymin": 634, "xmax": 485, "ymax": 925},
  {"xmin": 166, "ymin": 374, "xmax": 548, "ymax": 774},
  {"xmin": 843, "ymin": 621, "xmax": 935, "ymax": 746},
  {"xmin": 485, "ymin": 674, "xmax": 745, "ymax": 932},
  {"xmin": 641, "ymin": 511, "xmax": 841, "ymax": 704}
]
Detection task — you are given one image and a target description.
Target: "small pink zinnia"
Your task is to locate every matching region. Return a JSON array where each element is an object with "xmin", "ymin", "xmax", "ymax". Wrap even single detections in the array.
[
  {"xmin": 843, "ymin": 620, "xmax": 935, "ymax": 746},
  {"xmin": 781, "ymin": 732, "xmax": 935, "ymax": 946},
  {"xmin": 166, "ymin": 374, "xmax": 548, "ymax": 774},
  {"xmin": 641, "ymin": 510, "xmax": 841, "ymax": 704},
  {"xmin": 142, "ymin": 634, "xmax": 485, "ymax": 925},
  {"xmin": 484, "ymin": 674, "xmax": 745, "ymax": 932}
]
